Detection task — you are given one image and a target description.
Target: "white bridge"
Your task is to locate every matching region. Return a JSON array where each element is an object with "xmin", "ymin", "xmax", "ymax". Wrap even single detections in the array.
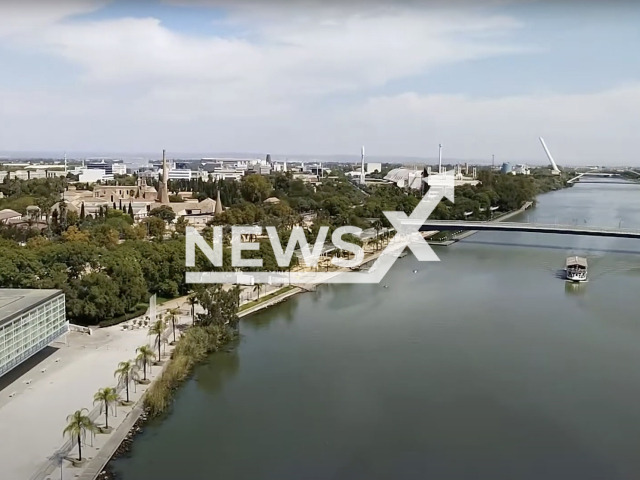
[
  {"xmin": 411, "ymin": 220, "xmax": 640, "ymax": 239},
  {"xmin": 568, "ymin": 170, "xmax": 640, "ymax": 184}
]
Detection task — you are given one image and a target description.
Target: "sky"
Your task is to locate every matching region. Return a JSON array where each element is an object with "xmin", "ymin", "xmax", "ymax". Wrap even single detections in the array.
[{"xmin": 1, "ymin": 0, "xmax": 640, "ymax": 164}]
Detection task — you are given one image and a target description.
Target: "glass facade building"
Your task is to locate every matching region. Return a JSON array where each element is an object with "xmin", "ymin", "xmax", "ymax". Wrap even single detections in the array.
[{"xmin": 0, "ymin": 289, "xmax": 68, "ymax": 377}]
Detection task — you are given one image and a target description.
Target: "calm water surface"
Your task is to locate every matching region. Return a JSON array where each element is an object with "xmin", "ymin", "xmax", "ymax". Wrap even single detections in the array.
[{"xmin": 113, "ymin": 182, "xmax": 640, "ymax": 480}]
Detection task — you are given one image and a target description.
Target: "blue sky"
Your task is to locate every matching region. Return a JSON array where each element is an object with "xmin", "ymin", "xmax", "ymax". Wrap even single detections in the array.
[{"xmin": 1, "ymin": 0, "xmax": 639, "ymax": 164}]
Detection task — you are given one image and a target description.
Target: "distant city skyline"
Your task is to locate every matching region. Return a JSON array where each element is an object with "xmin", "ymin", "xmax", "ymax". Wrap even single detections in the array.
[
  {"xmin": 1, "ymin": 1, "xmax": 640, "ymax": 164},
  {"xmin": 0, "ymin": 150, "xmax": 615, "ymax": 169}
]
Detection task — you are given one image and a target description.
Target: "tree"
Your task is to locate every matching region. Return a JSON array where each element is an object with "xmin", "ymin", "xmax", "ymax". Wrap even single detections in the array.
[
  {"xmin": 135, "ymin": 345, "xmax": 155, "ymax": 381},
  {"xmin": 166, "ymin": 308, "xmax": 181, "ymax": 343},
  {"xmin": 90, "ymin": 224, "xmax": 119, "ymax": 247},
  {"xmin": 240, "ymin": 174, "xmax": 272, "ymax": 203},
  {"xmin": 93, "ymin": 387, "xmax": 119, "ymax": 430},
  {"xmin": 186, "ymin": 293, "xmax": 197, "ymax": 325},
  {"xmin": 174, "ymin": 216, "xmax": 189, "ymax": 235},
  {"xmin": 36, "ymin": 196, "xmax": 55, "ymax": 235},
  {"xmin": 149, "ymin": 205, "xmax": 176, "ymax": 224},
  {"xmin": 80, "ymin": 202, "xmax": 85, "ymax": 220},
  {"xmin": 62, "ymin": 225, "xmax": 90, "ymax": 243},
  {"xmin": 128, "ymin": 202, "xmax": 134, "ymax": 217},
  {"xmin": 373, "ymin": 219, "xmax": 383, "ymax": 251},
  {"xmin": 194, "ymin": 284, "xmax": 239, "ymax": 329},
  {"xmin": 144, "ymin": 216, "xmax": 166, "ymax": 239},
  {"xmin": 253, "ymin": 284, "xmax": 262, "ymax": 300},
  {"xmin": 63, "ymin": 409, "xmax": 97, "ymax": 461},
  {"xmin": 114, "ymin": 361, "xmax": 140, "ymax": 404},
  {"xmin": 148, "ymin": 319, "xmax": 166, "ymax": 362}
]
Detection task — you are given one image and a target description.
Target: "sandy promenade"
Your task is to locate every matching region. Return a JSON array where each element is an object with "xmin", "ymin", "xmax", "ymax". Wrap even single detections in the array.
[
  {"xmin": 0, "ymin": 324, "xmax": 154, "ymax": 480},
  {"xmin": 0, "ymin": 293, "xmax": 200, "ymax": 480}
]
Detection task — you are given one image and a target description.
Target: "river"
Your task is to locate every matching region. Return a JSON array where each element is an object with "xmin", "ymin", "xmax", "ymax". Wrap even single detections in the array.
[{"xmin": 111, "ymin": 181, "xmax": 640, "ymax": 480}]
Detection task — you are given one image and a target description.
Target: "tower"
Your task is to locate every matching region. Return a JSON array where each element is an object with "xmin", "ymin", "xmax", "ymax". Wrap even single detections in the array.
[
  {"xmin": 360, "ymin": 146, "xmax": 366, "ymax": 185},
  {"xmin": 215, "ymin": 189, "xmax": 223, "ymax": 214},
  {"xmin": 156, "ymin": 149, "xmax": 170, "ymax": 204},
  {"xmin": 438, "ymin": 144, "xmax": 443, "ymax": 174},
  {"xmin": 539, "ymin": 137, "xmax": 561, "ymax": 174}
]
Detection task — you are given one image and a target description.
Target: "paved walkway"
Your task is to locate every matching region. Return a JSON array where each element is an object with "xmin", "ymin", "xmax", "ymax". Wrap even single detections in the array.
[
  {"xmin": 77, "ymin": 403, "xmax": 145, "ymax": 480},
  {"xmin": 25, "ymin": 245, "xmax": 390, "ymax": 480}
]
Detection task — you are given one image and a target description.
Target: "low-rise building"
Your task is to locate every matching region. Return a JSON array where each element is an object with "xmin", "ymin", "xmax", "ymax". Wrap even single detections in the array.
[
  {"xmin": 384, "ymin": 168, "xmax": 424, "ymax": 189},
  {"xmin": 0, "ymin": 289, "xmax": 68, "ymax": 378},
  {"xmin": 79, "ymin": 168, "xmax": 107, "ymax": 184},
  {"xmin": 112, "ymin": 163, "xmax": 128, "ymax": 175}
]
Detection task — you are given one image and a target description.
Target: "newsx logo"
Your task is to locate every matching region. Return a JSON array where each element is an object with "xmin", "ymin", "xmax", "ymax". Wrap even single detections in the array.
[
  {"xmin": 185, "ymin": 172, "xmax": 455, "ymax": 285},
  {"xmin": 187, "ymin": 224, "xmax": 365, "ymax": 270}
]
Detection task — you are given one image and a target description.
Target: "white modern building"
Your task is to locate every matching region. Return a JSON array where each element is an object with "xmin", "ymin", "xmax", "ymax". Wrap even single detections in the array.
[
  {"xmin": 167, "ymin": 167, "xmax": 193, "ymax": 181},
  {"xmin": 0, "ymin": 289, "xmax": 68, "ymax": 378},
  {"xmin": 513, "ymin": 164, "xmax": 531, "ymax": 175},
  {"xmin": 384, "ymin": 168, "xmax": 424, "ymax": 189},
  {"xmin": 367, "ymin": 162, "xmax": 382, "ymax": 174},
  {"xmin": 78, "ymin": 168, "xmax": 107, "ymax": 184},
  {"xmin": 112, "ymin": 163, "xmax": 128, "ymax": 175}
]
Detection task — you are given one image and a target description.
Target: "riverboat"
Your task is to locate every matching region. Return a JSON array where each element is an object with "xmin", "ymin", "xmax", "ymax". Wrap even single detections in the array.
[{"xmin": 565, "ymin": 256, "xmax": 588, "ymax": 282}]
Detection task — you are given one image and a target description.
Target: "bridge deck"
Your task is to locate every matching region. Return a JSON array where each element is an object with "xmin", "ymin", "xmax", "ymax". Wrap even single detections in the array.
[{"xmin": 413, "ymin": 220, "xmax": 640, "ymax": 239}]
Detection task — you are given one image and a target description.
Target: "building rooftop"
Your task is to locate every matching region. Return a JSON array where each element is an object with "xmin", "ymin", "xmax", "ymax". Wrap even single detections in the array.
[
  {"xmin": 0, "ymin": 289, "xmax": 63, "ymax": 327},
  {"xmin": 0, "ymin": 209, "xmax": 21, "ymax": 222},
  {"xmin": 566, "ymin": 256, "xmax": 588, "ymax": 268}
]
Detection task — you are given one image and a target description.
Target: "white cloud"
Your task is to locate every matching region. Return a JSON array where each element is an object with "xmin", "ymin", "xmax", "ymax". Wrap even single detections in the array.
[
  {"xmin": 341, "ymin": 86, "xmax": 640, "ymax": 164},
  {"xmin": 1, "ymin": 1, "xmax": 638, "ymax": 164},
  {"xmin": 0, "ymin": 3, "xmax": 528, "ymax": 117},
  {"xmin": 0, "ymin": 0, "xmax": 106, "ymax": 38}
]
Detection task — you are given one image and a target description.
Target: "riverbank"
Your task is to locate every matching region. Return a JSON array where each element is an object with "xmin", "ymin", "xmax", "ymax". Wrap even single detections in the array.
[
  {"xmin": 108, "ymin": 180, "xmax": 640, "ymax": 480},
  {"xmin": 428, "ymin": 201, "xmax": 534, "ymax": 246},
  {"xmin": 88, "ymin": 200, "xmax": 541, "ymax": 479}
]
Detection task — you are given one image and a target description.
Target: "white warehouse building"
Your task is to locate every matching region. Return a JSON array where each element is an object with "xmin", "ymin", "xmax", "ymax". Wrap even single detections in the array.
[{"xmin": 0, "ymin": 290, "xmax": 68, "ymax": 378}]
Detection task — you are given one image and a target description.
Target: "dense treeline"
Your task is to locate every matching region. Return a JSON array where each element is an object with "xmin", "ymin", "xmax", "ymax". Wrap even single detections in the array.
[
  {"xmin": 0, "ymin": 169, "xmax": 568, "ymax": 326},
  {"xmin": 0, "ymin": 177, "xmax": 67, "ymax": 215}
]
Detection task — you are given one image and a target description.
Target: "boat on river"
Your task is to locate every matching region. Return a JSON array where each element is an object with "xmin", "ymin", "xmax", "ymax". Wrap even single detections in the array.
[{"xmin": 565, "ymin": 256, "xmax": 588, "ymax": 282}]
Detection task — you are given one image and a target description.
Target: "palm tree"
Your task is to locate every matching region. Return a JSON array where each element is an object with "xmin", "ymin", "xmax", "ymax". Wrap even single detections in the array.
[
  {"xmin": 166, "ymin": 308, "xmax": 180, "ymax": 343},
  {"xmin": 114, "ymin": 361, "xmax": 140, "ymax": 404},
  {"xmin": 93, "ymin": 387, "xmax": 119, "ymax": 430},
  {"xmin": 253, "ymin": 284, "xmax": 262, "ymax": 300},
  {"xmin": 63, "ymin": 409, "xmax": 97, "ymax": 461},
  {"xmin": 136, "ymin": 345, "xmax": 155, "ymax": 381},
  {"xmin": 373, "ymin": 220, "xmax": 383, "ymax": 251},
  {"xmin": 148, "ymin": 319, "xmax": 166, "ymax": 362},
  {"xmin": 186, "ymin": 293, "xmax": 197, "ymax": 325}
]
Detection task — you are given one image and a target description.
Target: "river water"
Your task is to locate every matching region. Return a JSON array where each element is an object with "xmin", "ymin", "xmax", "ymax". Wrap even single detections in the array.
[{"xmin": 112, "ymin": 182, "xmax": 640, "ymax": 480}]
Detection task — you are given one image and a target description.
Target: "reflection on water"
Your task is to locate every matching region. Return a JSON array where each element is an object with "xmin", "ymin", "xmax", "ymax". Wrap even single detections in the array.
[
  {"xmin": 565, "ymin": 281, "xmax": 587, "ymax": 296},
  {"xmin": 195, "ymin": 347, "xmax": 240, "ymax": 395},
  {"xmin": 112, "ymin": 181, "xmax": 640, "ymax": 480}
]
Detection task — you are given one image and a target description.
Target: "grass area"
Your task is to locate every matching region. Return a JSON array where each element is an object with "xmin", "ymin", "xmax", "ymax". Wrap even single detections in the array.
[
  {"xmin": 239, "ymin": 286, "xmax": 297, "ymax": 312},
  {"xmin": 144, "ymin": 325, "xmax": 236, "ymax": 417}
]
